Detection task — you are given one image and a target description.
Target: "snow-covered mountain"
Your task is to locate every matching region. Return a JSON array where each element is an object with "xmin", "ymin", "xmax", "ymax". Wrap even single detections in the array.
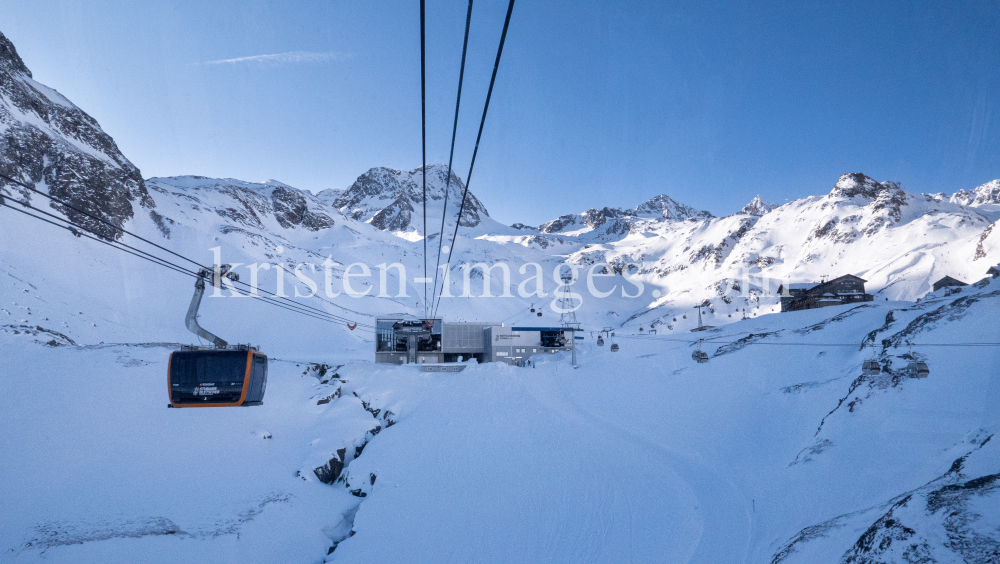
[
  {"xmin": 2, "ymin": 30, "xmax": 1000, "ymax": 564},
  {"xmin": 332, "ymin": 165, "xmax": 493, "ymax": 234},
  {"xmin": 951, "ymin": 179, "xmax": 1000, "ymax": 207},
  {"xmin": 146, "ymin": 176, "xmax": 340, "ymax": 235},
  {"xmin": 739, "ymin": 195, "xmax": 778, "ymax": 216},
  {"xmin": 536, "ymin": 193, "xmax": 714, "ymax": 240}
]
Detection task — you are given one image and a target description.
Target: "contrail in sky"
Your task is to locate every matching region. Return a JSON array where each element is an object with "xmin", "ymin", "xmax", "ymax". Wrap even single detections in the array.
[{"xmin": 200, "ymin": 51, "xmax": 350, "ymax": 65}]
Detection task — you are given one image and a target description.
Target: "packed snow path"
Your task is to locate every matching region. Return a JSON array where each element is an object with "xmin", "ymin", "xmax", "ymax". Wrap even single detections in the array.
[{"xmin": 335, "ymin": 362, "xmax": 752, "ymax": 564}]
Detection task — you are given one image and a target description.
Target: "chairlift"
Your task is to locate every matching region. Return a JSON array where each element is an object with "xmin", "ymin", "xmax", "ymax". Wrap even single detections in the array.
[
  {"xmin": 692, "ymin": 339, "xmax": 709, "ymax": 363},
  {"xmin": 537, "ymin": 312, "xmax": 543, "ymax": 316},
  {"xmin": 168, "ymin": 265, "xmax": 268, "ymax": 408},
  {"xmin": 597, "ymin": 335, "xmax": 605, "ymax": 346},
  {"xmin": 610, "ymin": 343, "xmax": 619, "ymax": 352}
]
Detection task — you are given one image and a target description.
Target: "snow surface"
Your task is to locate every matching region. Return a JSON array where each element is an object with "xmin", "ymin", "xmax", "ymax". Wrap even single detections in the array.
[{"xmin": 2, "ymin": 270, "xmax": 998, "ymax": 562}]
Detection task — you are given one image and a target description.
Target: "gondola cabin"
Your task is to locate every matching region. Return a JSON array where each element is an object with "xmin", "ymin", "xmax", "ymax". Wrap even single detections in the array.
[
  {"xmin": 168, "ymin": 349, "xmax": 268, "ymax": 407},
  {"xmin": 862, "ymin": 360, "xmax": 881, "ymax": 376}
]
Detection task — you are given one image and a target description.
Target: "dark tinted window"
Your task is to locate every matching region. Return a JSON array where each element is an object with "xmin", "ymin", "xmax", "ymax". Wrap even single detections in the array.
[{"xmin": 170, "ymin": 351, "xmax": 248, "ymax": 404}]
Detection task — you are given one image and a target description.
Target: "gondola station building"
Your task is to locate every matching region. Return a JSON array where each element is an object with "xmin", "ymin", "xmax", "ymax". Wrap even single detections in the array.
[{"xmin": 375, "ymin": 318, "xmax": 578, "ymax": 366}]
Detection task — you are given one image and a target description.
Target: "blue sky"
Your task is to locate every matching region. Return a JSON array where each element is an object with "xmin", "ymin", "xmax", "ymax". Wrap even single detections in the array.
[{"xmin": 2, "ymin": 0, "xmax": 999, "ymax": 225}]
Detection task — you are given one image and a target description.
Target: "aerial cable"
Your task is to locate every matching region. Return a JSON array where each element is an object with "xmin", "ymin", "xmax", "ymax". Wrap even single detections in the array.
[
  {"xmin": 432, "ymin": 0, "xmax": 516, "ymax": 319},
  {"xmin": 420, "ymin": 0, "xmax": 428, "ymax": 319},
  {"xmin": 0, "ymin": 170, "xmax": 366, "ymax": 322},
  {"xmin": 0, "ymin": 171, "xmax": 371, "ymax": 327},
  {"xmin": 1, "ymin": 201, "xmax": 197, "ymax": 280},
  {"xmin": 1, "ymin": 171, "xmax": 205, "ymax": 269},
  {"xmin": 1, "ymin": 200, "xmax": 365, "ymax": 327},
  {"xmin": 611, "ymin": 334, "xmax": 1000, "ymax": 347},
  {"xmin": 0, "ymin": 197, "xmax": 373, "ymax": 329},
  {"xmin": 430, "ymin": 0, "xmax": 475, "ymax": 319}
]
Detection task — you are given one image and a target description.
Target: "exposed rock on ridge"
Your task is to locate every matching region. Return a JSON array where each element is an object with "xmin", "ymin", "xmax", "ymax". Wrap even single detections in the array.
[
  {"xmin": 334, "ymin": 165, "xmax": 489, "ymax": 231},
  {"xmin": 145, "ymin": 176, "xmax": 336, "ymax": 233},
  {"xmin": 740, "ymin": 195, "xmax": 778, "ymax": 216},
  {"xmin": 0, "ymin": 31, "xmax": 151, "ymax": 240},
  {"xmin": 952, "ymin": 179, "xmax": 1000, "ymax": 207},
  {"xmin": 540, "ymin": 194, "xmax": 713, "ymax": 235}
]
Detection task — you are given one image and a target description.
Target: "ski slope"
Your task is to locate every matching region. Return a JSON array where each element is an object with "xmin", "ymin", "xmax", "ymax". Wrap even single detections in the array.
[{"xmin": 3, "ymin": 278, "xmax": 998, "ymax": 563}]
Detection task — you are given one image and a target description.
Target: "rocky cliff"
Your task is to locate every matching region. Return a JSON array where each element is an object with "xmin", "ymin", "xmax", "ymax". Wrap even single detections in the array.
[{"xmin": 0, "ymin": 31, "xmax": 151, "ymax": 240}]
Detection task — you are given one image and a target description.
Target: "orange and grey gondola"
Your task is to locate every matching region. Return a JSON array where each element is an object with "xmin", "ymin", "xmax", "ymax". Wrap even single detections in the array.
[
  {"xmin": 169, "ymin": 264, "xmax": 268, "ymax": 408},
  {"xmin": 169, "ymin": 349, "xmax": 267, "ymax": 407}
]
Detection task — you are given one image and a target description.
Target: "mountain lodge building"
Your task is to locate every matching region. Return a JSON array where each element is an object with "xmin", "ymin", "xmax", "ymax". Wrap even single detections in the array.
[
  {"xmin": 777, "ymin": 275, "xmax": 875, "ymax": 313},
  {"xmin": 932, "ymin": 276, "xmax": 968, "ymax": 292}
]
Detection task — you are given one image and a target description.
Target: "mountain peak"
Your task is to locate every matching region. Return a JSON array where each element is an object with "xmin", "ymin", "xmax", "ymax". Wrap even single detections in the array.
[
  {"xmin": 0, "ymin": 31, "xmax": 31, "ymax": 77},
  {"xmin": 951, "ymin": 179, "xmax": 1000, "ymax": 207},
  {"xmin": 739, "ymin": 195, "xmax": 778, "ymax": 216},
  {"xmin": 830, "ymin": 173, "xmax": 901, "ymax": 199},
  {"xmin": 333, "ymin": 165, "xmax": 489, "ymax": 232},
  {"xmin": 0, "ymin": 31, "xmax": 150, "ymax": 241},
  {"xmin": 538, "ymin": 194, "xmax": 713, "ymax": 236},
  {"xmin": 634, "ymin": 194, "xmax": 714, "ymax": 220}
]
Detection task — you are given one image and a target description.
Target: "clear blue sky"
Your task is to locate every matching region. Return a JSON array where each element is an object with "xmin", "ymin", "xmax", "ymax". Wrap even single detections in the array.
[{"xmin": 2, "ymin": 0, "xmax": 998, "ymax": 225}]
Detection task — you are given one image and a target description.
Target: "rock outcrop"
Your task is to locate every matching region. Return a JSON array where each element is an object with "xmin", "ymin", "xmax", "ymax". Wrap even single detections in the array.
[{"xmin": 0, "ymin": 31, "xmax": 151, "ymax": 240}]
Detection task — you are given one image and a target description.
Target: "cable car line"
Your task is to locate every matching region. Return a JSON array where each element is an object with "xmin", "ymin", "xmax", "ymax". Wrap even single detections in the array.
[
  {"xmin": 430, "ymin": 0, "xmax": 475, "ymax": 317},
  {"xmin": 1, "ymin": 201, "xmax": 197, "ymax": 279},
  {"xmin": 611, "ymin": 334, "xmax": 1000, "ymax": 347},
  {"xmin": 2, "ymin": 171, "xmax": 206, "ymax": 269},
  {"xmin": 432, "ymin": 0, "xmax": 516, "ymax": 320},
  {"xmin": 420, "ymin": 0, "xmax": 429, "ymax": 320},
  {"xmin": 0, "ymin": 172, "xmax": 372, "ymax": 329},
  {"xmin": 0, "ymin": 170, "xmax": 367, "ymax": 324},
  {"xmin": 0, "ymin": 197, "xmax": 372, "ymax": 329},
  {"xmin": 1, "ymin": 202, "xmax": 362, "ymax": 327}
]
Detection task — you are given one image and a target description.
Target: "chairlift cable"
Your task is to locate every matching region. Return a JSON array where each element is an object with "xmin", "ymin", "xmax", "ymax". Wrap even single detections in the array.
[
  {"xmin": 433, "ymin": 0, "xmax": 516, "ymax": 319},
  {"xmin": 430, "ymin": 0, "xmax": 475, "ymax": 315}
]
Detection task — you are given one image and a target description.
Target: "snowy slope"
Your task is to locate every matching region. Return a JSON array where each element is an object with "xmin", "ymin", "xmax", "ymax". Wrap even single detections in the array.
[{"xmin": 2, "ymin": 275, "xmax": 997, "ymax": 563}]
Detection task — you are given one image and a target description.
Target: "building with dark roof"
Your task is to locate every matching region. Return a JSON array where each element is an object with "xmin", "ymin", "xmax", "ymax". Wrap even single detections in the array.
[
  {"xmin": 777, "ymin": 274, "xmax": 874, "ymax": 312},
  {"xmin": 932, "ymin": 276, "xmax": 968, "ymax": 292}
]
